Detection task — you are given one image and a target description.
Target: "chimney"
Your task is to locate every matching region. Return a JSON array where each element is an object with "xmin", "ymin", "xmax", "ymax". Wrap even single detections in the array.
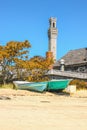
[
  {"xmin": 46, "ymin": 51, "xmax": 53, "ymax": 60},
  {"xmin": 60, "ymin": 59, "xmax": 65, "ymax": 71}
]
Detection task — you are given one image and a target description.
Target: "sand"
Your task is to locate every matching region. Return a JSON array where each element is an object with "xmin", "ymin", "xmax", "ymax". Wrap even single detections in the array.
[{"xmin": 0, "ymin": 89, "xmax": 87, "ymax": 130}]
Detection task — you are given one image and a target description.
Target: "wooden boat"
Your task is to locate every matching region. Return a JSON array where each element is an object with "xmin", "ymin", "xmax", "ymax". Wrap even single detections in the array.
[
  {"xmin": 47, "ymin": 79, "xmax": 71, "ymax": 91},
  {"xmin": 13, "ymin": 81, "xmax": 48, "ymax": 92},
  {"xmin": 13, "ymin": 79, "xmax": 71, "ymax": 92}
]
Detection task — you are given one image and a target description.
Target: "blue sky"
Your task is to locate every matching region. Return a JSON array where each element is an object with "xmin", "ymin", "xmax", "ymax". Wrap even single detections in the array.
[{"xmin": 0, "ymin": 0, "xmax": 87, "ymax": 60}]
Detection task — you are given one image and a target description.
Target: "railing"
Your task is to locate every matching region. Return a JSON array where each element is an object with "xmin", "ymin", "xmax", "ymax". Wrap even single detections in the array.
[{"xmin": 47, "ymin": 69, "xmax": 87, "ymax": 79}]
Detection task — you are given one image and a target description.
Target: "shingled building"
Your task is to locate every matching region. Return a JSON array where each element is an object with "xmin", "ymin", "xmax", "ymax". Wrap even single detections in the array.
[{"xmin": 53, "ymin": 48, "xmax": 87, "ymax": 73}]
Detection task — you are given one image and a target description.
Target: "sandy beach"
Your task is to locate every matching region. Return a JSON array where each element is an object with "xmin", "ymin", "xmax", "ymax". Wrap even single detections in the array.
[{"xmin": 0, "ymin": 89, "xmax": 87, "ymax": 130}]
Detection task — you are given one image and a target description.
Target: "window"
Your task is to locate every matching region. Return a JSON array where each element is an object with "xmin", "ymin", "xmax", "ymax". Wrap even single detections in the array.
[{"xmin": 53, "ymin": 22, "xmax": 55, "ymax": 28}]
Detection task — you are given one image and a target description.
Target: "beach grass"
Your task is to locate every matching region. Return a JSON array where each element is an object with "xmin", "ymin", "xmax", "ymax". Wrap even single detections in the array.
[{"xmin": 0, "ymin": 83, "xmax": 17, "ymax": 89}]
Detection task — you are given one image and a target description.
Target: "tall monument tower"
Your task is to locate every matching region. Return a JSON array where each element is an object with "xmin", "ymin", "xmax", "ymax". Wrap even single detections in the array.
[{"xmin": 48, "ymin": 17, "xmax": 58, "ymax": 61}]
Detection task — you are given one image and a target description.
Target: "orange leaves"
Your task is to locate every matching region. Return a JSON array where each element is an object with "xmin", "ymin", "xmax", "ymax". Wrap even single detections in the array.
[
  {"xmin": 22, "ymin": 56, "xmax": 53, "ymax": 82},
  {"xmin": 5, "ymin": 40, "xmax": 31, "ymax": 57},
  {"xmin": 0, "ymin": 47, "xmax": 9, "ymax": 59},
  {"xmin": 23, "ymin": 56, "xmax": 54, "ymax": 71},
  {"xmin": 0, "ymin": 40, "xmax": 31, "ymax": 62},
  {"xmin": 28, "ymin": 56, "xmax": 53, "ymax": 70}
]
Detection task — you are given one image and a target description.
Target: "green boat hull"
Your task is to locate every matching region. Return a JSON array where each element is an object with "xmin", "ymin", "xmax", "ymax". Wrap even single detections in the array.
[{"xmin": 47, "ymin": 79, "xmax": 71, "ymax": 91}]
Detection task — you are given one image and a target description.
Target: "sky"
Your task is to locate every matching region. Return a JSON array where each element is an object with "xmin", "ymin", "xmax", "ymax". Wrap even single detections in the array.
[{"xmin": 0, "ymin": 0, "xmax": 87, "ymax": 60}]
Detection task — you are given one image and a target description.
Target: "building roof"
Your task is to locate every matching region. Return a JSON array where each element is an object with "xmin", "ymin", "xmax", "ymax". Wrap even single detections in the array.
[{"xmin": 54, "ymin": 48, "xmax": 87, "ymax": 67}]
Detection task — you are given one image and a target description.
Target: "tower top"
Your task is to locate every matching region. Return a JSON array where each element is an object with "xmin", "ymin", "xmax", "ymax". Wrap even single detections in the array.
[
  {"xmin": 49, "ymin": 17, "xmax": 57, "ymax": 28},
  {"xmin": 49, "ymin": 17, "xmax": 57, "ymax": 21}
]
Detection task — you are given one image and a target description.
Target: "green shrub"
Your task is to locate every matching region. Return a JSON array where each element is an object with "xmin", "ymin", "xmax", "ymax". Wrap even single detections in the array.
[{"xmin": 69, "ymin": 79, "xmax": 87, "ymax": 90}]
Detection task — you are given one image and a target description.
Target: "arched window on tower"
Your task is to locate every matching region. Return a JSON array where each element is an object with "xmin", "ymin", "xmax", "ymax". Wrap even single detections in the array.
[{"xmin": 53, "ymin": 22, "xmax": 55, "ymax": 28}]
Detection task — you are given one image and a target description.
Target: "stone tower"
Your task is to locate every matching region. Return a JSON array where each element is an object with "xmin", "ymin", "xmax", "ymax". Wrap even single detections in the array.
[{"xmin": 48, "ymin": 17, "xmax": 58, "ymax": 61}]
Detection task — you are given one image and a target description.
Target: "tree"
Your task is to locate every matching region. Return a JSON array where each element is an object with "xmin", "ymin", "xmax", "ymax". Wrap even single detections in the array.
[
  {"xmin": 0, "ymin": 40, "xmax": 31, "ymax": 84},
  {"xmin": 22, "ymin": 56, "xmax": 54, "ymax": 82}
]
